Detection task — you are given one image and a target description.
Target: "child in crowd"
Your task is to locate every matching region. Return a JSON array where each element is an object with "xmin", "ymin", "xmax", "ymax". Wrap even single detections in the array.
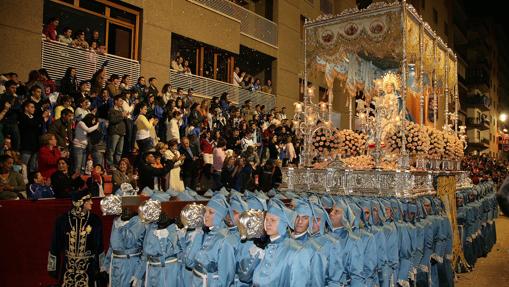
[
  {"xmin": 86, "ymin": 164, "xmax": 105, "ymax": 197},
  {"xmin": 27, "ymin": 171, "xmax": 54, "ymax": 200}
]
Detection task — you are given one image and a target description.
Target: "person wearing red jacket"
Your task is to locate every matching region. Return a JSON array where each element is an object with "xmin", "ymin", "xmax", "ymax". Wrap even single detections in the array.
[
  {"xmin": 42, "ymin": 17, "xmax": 59, "ymax": 41},
  {"xmin": 38, "ymin": 133, "xmax": 62, "ymax": 179}
]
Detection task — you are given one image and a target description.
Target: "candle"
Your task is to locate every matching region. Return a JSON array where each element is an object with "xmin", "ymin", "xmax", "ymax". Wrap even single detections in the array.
[{"xmin": 294, "ymin": 102, "xmax": 302, "ymax": 113}]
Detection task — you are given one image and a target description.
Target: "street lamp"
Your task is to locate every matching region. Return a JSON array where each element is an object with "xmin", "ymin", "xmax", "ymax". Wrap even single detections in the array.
[{"xmin": 499, "ymin": 113, "xmax": 507, "ymax": 122}]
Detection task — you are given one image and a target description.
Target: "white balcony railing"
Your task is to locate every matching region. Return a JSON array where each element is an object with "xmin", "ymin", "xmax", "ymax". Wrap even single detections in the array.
[
  {"xmin": 190, "ymin": 0, "xmax": 277, "ymax": 46},
  {"xmin": 41, "ymin": 40, "xmax": 140, "ymax": 85},
  {"xmin": 170, "ymin": 69, "xmax": 276, "ymax": 110}
]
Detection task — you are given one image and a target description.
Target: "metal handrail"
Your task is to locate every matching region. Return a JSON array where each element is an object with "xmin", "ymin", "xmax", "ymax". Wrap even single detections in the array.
[
  {"xmin": 169, "ymin": 69, "xmax": 275, "ymax": 110},
  {"xmin": 189, "ymin": 0, "xmax": 277, "ymax": 46},
  {"xmin": 41, "ymin": 39, "xmax": 140, "ymax": 86}
]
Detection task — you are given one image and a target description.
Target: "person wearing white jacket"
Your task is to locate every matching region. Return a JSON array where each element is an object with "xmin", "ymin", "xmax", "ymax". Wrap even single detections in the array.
[
  {"xmin": 166, "ymin": 110, "xmax": 182, "ymax": 143},
  {"xmin": 72, "ymin": 113, "xmax": 99, "ymax": 173}
]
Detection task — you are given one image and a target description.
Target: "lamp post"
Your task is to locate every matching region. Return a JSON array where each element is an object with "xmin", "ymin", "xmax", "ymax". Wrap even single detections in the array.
[{"xmin": 293, "ymin": 87, "xmax": 332, "ymax": 167}]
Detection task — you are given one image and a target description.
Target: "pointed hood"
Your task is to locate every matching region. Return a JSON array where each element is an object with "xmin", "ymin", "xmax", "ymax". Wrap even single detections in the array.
[
  {"xmin": 267, "ymin": 198, "xmax": 296, "ymax": 236},
  {"xmin": 207, "ymin": 194, "xmax": 230, "ymax": 227}
]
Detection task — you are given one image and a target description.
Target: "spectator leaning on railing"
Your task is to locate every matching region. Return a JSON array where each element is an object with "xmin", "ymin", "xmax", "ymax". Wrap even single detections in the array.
[
  {"xmin": 71, "ymin": 30, "xmax": 89, "ymax": 50},
  {"xmin": 42, "ymin": 17, "xmax": 59, "ymax": 41},
  {"xmin": 58, "ymin": 27, "xmax": 73, "ymax": 45}
]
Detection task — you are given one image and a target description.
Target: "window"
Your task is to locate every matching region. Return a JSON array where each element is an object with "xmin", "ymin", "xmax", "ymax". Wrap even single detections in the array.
[
  {"xmin": 110, "ymin": 7, "xmax": 137, "ymax": 24},
  {"xmin": 433, "ymin": 8, "xmax": 438, "ymax": 25},
  {"xmin": 79, "ymin": 0, "xmax": 105, "ymax": 15}
]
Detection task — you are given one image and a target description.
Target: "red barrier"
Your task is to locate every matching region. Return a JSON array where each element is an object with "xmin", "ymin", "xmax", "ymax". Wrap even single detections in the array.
[{"xmin": 0, "ymin": 199, "xmax": 114, "ymax": 286}]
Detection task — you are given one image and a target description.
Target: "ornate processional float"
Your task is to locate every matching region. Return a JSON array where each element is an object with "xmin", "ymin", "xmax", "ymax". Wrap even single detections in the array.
[{"xmin": 284, "ymin": 0, "xmax": 470, "ymax": 197}]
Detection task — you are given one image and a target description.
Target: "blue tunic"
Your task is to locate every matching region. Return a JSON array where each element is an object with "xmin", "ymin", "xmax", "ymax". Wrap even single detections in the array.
[
  {"xmin": 377, "ymin": 200, "xmax": 399, "ymax": 287},
  {"xmin": 252, "ymin": 235, "xmax": 311, "ymax": 287},
  {"xmin": 328, "ymin": 227, "xmax": 364, "ymax": 287},
  {"xmin": 348, "ymin": 203, "xmax": 378, "ymax": 286},
  {"xmin": 102, "ymin": 216, "xmax": 146, "ymax": 287},
  {"xmin": 143, "ymin": 223, "xmax": 182, "ymax": 287},
  {"xmin": 234, "ymin": 240, "xmax": 264, "ymax": 287},
  {"xmin": 305, "ymin": 233, "xmax": 333, "ymax": 287},
  {"xmin": 179, "ymin": 228, "xmax": 204, "ymax": 287},
  {"xmin": 191, "ymin": 228, "xmax": 236, "ymax": 287}
]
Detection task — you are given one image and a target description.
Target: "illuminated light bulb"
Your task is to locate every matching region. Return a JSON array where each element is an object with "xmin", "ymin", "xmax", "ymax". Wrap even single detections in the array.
[{"xmin": 294, "ymin": 102, "xmax": 302, "ymax": 113}]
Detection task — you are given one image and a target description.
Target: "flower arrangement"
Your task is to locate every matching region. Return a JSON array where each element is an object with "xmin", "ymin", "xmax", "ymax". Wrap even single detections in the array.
[
  {"xmin": 336, "ymin": 129, "xmax": 366, "ymax": 156},
  {"xmin": 426, "ymin": 127, "xmax": 446, "ymax": 159},
  {"xmin": 341, "ymin": 155, "xmax": 374, "ymax": 169},
  {"xmin": 385, "ymin": 121, "xmax": 430, "ymax": 155},
  {"xmin": 443, "ymin": 133, "xmax": 464, "ymax": 160},
  {"xmin": 312, "ymin": 128, "xmax": 340, "ymax": 153}
]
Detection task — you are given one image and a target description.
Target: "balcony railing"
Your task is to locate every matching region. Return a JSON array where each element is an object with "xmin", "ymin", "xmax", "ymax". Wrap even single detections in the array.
[
  {"xmin": 190, "ymin": 0, "xmax": 277, "ymax": 46},
  {"xmin": 466, "ymin": 117, "xmax": 490, "ymax": 130},
  {"xmin": 462, "ymin": 94, "xmax": 491, "ymax": 111},
  {"xmin": 41, "ymin": 40, "xmax": 140, "ymax": 86},
  {"xmin": 170, "ymin": 69, "xmax": 275, "ymax": 110}
]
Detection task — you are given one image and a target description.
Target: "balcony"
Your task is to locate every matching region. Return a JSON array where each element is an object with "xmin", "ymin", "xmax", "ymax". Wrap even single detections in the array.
[
  {"xmin": 466, "ymin": 117, "xmax": 490, "ymax": 130},
  {"xmin": 189, "ymin": 0, "xmax": 277, "ymax": 47},
  {"xmin": 467, "ymin": 67, "xmax": 490, "ymax": 91},
  {"xmin": 169, "ymin": 69, "xmax": 276, "ymax": 110},
  {"xmin": 41, "ymin": 39, "xmax": 140, "ymax": 85},
  {"xmin": 461, "ymin": 93, "xmax": 491, "ymax": 112},
  {"xmin": 467, "ymin": 137, "xmax": 490, "ymax": 150}
]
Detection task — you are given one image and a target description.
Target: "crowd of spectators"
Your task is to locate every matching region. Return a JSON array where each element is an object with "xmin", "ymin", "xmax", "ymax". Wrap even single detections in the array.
[
  {"xmin": 44, "ymin": 16, "xmax": 274, "ymax": 95},
  {"xmin": 170, "ymin": 52, "xmax": 273, "ymax": 94},
  {"xmin": 462, "ymin": 155, "xmax": 509, "ymax": 185},
  {"xmin": 43, "ymin": 17, "xmax": 107, "ymax": 54},
  {"xmin": 232, "ymin": 66, "xmax": 273, "ymax": 93},
  {"xmin": 0, "ymin": 64, "xmax": 298, "ymax": 201}
]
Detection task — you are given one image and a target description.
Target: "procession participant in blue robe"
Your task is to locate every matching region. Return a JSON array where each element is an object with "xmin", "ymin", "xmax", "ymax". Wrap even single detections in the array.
[
  {"xmin": 404, "ymin": 201, "xmax": 422, "ymax": 285},
  {"xmin": 415, "ymin": 200, "xmax": 434, "ymax": 287},
  {"xmin": 290, "ymin": 198, "xmax": 326, "ymax": 286},
  {"xmin": 234, "ymin": 209, "xmax": 266, "ymax": 287},
  {"xmin": 143, "ymin": 212, "xmax": 182, "ymax": 287},
  {"xmin": 232, "ymin": 193, "xmax": 267, "ymax": 287},
  {"xmin": 378, "ymin": 198, "xmax": 399, "ymax": 287},
  {"xmin": 433, "ymin": 197, "xmax": 454, "ymax": 287},
  {"xmin": 322, "ymin": 196, "xmax": 364, "ymax": 287},
  {"xmin": 178, "ymin": 203, "xmax": 205, "ymax": 287},
  {"xmin": 390, "ymin": 198, "xmax": 413, "ymax": 287},
  {"xmin": 225, "ymin": 193, "xmax": 254, "ymax": 286},
  {"xmin": 354, "ymin": 197, "xmax": 387, "ymax": 287},
  {"xmin": 191, "ymin": 194, "xmax": 236, "ymax": 287},
  {"xmin": 252, "ymin": 198, "xmax": 311, "ymax": 287},
  {"xmin": 366, "ymin": 198, "xmax": 390, "ymax": 287},
  {"xmin": 292, "ymin": 198, "xmax": 312, "ymax": 242},
  {"xmin": 304, "ymin": 200, "xmax": 337, "ymax": 287},
  {"xmin": 101, "ymin": 208, "xmax": 146, "ymax": 287},
  {"xmin": 244, "ymin": 191, "xmax": 267, "ymax": 211},
  {"xmin": 424, "ymin": 197, "xmax": 442, "ymax": 287},
  {"xmin": 344, "ymin": 197, "xmax": 378, "ymax": 286},
  {"xmin": 226, "ymin": 193, "xmax": 249, "ymax": 253}
]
